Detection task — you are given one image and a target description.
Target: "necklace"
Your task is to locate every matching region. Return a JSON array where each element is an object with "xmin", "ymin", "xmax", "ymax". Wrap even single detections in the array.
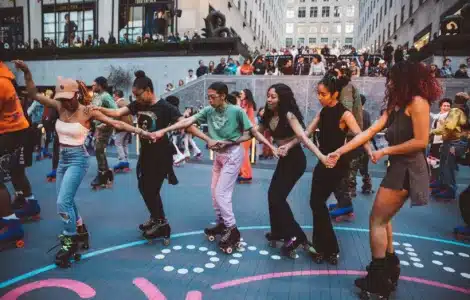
[
  {"xmin": 269, "ymin": 116, "xmax": 280, "ymax": 131},
  {"xmin": 64, "ymin": 109, "xmax": 78, "ymax": 121}
]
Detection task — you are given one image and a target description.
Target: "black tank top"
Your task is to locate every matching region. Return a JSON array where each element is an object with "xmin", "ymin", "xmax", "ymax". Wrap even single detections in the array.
[
  {"xmin": 385, "ymin": 108, "xmax": 414, "ymax": 146},
  {"xmin": 318, "ymin": 102, "xmax": 348, "ymax": 163},
  {"xmin": 263, "ymin": 114, "xmax": 296, "ymax": 140}
]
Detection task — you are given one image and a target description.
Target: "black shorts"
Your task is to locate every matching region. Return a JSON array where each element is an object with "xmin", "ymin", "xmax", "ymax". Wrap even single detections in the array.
[{"xmin": 0, "ymin": 128, "xmax": 34, "ymax": 183}]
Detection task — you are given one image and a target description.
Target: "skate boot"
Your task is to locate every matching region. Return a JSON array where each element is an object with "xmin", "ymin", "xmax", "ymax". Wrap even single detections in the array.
[
  {"xmin": 218, "ymin": 226, "xmax": 241, "ymax": 254},
  {"xmin": 91, "ymin": 170, "xmax": 113, "ymax": 190},
  {"xmin": 142, "ymin": 219, "xmax": 171, "ymax": 246},
  {"xmin": 280, "ymin": 236, "xmax": 310, "ymax": 259},
  {"xmin": 46, "ymin": 169, "xmax": 56, "ymax": 182},
  {"xmin": 204, "ymin": 222, "xmax": 227, "ymax": 242},
  {"xmin": 328, "ymin": 203, "xmax": 338, "ymax": 211},
  {"xmin": 361, "ymin": 175, "xmax": 373, "ymax": 194},
  {"xmin": 194, "ymin": 151, "xmax": 203, "ymax": 159},
  {"xmin": 309, "ymin": 246, "xmax": 339, "ymax": 265},
  {"xmin": 42, "ymin": 148, "xmax": 52, "ymax": 159},
  {"xmin": 54, "ymin": 235, "xmax": 81, "ymax": 268},
  {"xmin": 355, "ymin": 259, "xmax": 393, "ymax": 299},
  {"xmin": 454, "ymin": 226, "xmax": 470, "ymax": 241},
  {"xmin": 173, "ymin": 153, "xmax": 186, "ymax": 166},
  {"xmin": 433, "ymin": 188, "xmax": 456, "ymax": 202},
  {"xmin": 76, "ymin": 224, "xmax": 90, "ymax": 250},
  {"xmin": 265, "ymin": 232, "xmax": 285, "ymax": 248},
  {"xmin": 184, "ymin": 150, "xmax": 191, "ymax": 162},
  {"xmin": 386, "ymin": 252, "xmax": 400, "ymax": 290},
  {"xmin": 139, "ymin": 218, "xmax": 156, "ymax": 232},
  {"xmin": 14, "ymin": 199, "xmax": 41, "ymax": 222},
  {"xmin": 330, "ymin": 206, "xmax": 355, "ymax": 222},
  {"xmin": 113, "ymin": 161, "xmax": 130, "ymax": 173},
  {"xmin": 11, "ymin": 192, "xmax": 26, "ymax": 210},
  {"xmin": 0, "ymin": 218, "xmax": 25, "ymax": 250}
]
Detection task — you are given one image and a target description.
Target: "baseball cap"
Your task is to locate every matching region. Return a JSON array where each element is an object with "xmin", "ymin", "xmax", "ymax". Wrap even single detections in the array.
[{"xmin": 54, "ymin": 77, "xmax": 79, "ymax": 100}]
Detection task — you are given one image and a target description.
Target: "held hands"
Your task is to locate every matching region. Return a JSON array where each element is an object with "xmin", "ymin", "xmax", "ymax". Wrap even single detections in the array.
[
  {"xmin": 13, "ymin": 60, "xmax": 29, "ymax": 72},
  {"xmin": 325, "ymin": 151, "xmax": 341, "ymax": 168},
  {"xmin": 149, "ymin": 130, "xmax": 165, "ymax": 142},
  {"xmin": 83, "ymin": 105, "xmax": 101, "ymax": 116},
  {"xmin": 370, "ymin": 149, "xmax": 386, "ymax": 164}
]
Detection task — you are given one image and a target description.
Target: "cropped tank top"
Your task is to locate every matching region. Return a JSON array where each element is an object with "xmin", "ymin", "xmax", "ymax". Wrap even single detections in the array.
[
  {"xmin": 263, "ymin": 114, "xmax": 296, "ymax": 140},
  {"xmin": 55, "ymin": 119, "xmax": 89, "ymax": 146},
  {"xmin": 318, "ymin": 102, "xmax": 349, "ymax": 165},
  {"xmin": 385, "ymin": 108, "xmax": 414, "ymax": 146}
]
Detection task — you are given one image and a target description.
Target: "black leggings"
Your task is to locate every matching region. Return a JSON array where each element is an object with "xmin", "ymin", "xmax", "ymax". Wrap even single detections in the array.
[
  {"xmin": 310, "ymin": 163, "xmax": 348, "ymax": 255},
  {"xmin": 268, "ymin": 145, "xmax": 307, "ymax": 240},
  {"xmin": 137, "ymin": 159, "xmax": 166, "ymax": 220}
]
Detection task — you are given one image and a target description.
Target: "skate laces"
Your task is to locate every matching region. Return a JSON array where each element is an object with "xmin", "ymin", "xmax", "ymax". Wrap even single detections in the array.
[
  {"xmin": 220, "ymin": 227, "xmax": 233, "ymax": 242},
  {"xmin": 47, "ymin": 235, "xmax": 72, "ymax": 253}
]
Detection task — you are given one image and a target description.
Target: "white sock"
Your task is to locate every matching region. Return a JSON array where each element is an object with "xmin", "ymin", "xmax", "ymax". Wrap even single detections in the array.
[
  {"xmin": 25, "ymin": 195, "xmax": 35, "ymax": 201},
  {"xmin": 3, "ymin": 214, "xmax": 19, "ymax": 220}
]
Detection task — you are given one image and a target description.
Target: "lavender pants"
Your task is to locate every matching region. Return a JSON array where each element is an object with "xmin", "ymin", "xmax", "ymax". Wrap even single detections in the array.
[{"xmin": 211, "ymin": 145, "xmax": 244, "ymax": 227}]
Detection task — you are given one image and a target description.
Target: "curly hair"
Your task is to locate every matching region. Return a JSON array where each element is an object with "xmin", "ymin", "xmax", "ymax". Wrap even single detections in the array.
[
  {"xmin": 318, "ymin": 73, "xmax": 343, "ymax": 94},
  {"xmin": 263, "ymin": 83, "xmax": 305, "ymax": 129},
  {"xmin": 76, "ymin": 80, "xmax": 92, "ymax": 105},
  {"xmin": 384, "ymin": 61, "xmax": 442, "ymax": 111}
]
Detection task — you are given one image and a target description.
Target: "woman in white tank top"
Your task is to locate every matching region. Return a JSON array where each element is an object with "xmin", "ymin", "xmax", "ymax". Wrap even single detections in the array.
[{"xmin": 14, "ymin": 60, "xmax": 152, "ymax": 268}]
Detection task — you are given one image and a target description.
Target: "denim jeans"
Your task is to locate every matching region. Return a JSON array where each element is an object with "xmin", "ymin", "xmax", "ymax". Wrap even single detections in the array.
[
  {"xmin": 56, "ymin": 146, "xmax": 89, "ymax": 235},
  {"xmin": 115, "ymin": 131, "xmax": 130, "ymax": 162},
  {"xmin": 439, "ymin": 140, "xmax": 468, "ymax": 191}
]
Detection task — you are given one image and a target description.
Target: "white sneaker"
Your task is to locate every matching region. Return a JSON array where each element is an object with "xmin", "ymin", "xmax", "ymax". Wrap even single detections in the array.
[{"xmin": 173, "ymin": 153, "xmax": 185, "ymax": 165}]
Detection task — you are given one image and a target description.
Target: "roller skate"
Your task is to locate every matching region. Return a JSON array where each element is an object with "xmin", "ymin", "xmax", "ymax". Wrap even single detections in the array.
[
  {"xmin": 42, "ymin": 148, "xmax": 52, "ymax": 159},
  {"xmin": 76, "ymin": 224, "xmax": 90, "ymax": 250},
  {"xmin": 309, "ymin": 247, "xmax": 339, "ymax": 265},
  {"xmin": 454, "ymin": 226, "xmax": 470, "ymax": 241},
  {"xmin": 184, "ymin": 150, "xmax": 191, "ymax": 162},
  {"xmin": 173, "ymin": 153, "xmax": 186, "ymax": 167},
  {"xmin": 361, "ymin": 175, "xmax": 373, "ymax": 194},
  {"xmin": 0, "ymin": 218, "xmax": 25, "ymax": 250},
  {"xmin": 46, "ymin": 169, "xmax": 56, "ymax": 182},
  {"xmin": 237, "ymin": 176, "xmax": 252, "ymax": 184},
  {"xmin": 194, "ymin": 151, "xmax": 203, "ymax": 159},
  {"xmin": 355, "ymin": 259, "xmax": 393, "ymax": 299},
  {"xmin": 11, "ymin": 192, "xmax": 26, "ymax": 210},
  {"xmin": 142, "ymin": 219, "xmax": 171, "ymax": 246},
  {"xmin": 328, "ymin": 203, "xmax": 338, "ymax": 211},
  {"xmin": 91, "ymin": 170, "xmax": 113, "ymax": 190},
  {"xmin": 386, "ymin": 252, "xmax": 400, "ymax": 290},
  {"xmin": 330, "ymin": 206, "xmax": 355, "ymax": 222},
  {"xmin": 54, "ymin": 235, "xmax": 81, "ymax": 268},
  {"xmin": 265, "ymin": 232, "xmax": 285, "ymax": 248},
  {"xmin": 113, "ymin": 161, "xmax": 131, "ymax": 173},
  {"xmin": 139, "ymin": 218, "xmax": 156, "ymax": 232},
  {"xmin": 280, "ymin": 236, "xmax": 310, "ymax": 259},
  {"xmin": 218, "ymin": 226, "xmax": 241, "ymax": 254},
  {"xmin": 204, "ymin": 222, "xmax": 226, "ymax": 242},
  {"xmin": 14, "ymin": 199, "xmax": 41, "ymax": 222},
  {"xmin": 433, "ymin": 188, "xmax": 456, "ymax": 202}
]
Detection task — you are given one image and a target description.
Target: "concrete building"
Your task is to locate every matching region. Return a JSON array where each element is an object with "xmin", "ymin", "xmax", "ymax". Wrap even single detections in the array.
[
  {"xmin": 283, "ymin": 0, "xmax": 359, "ymax": 49},
  {"xmin": 0, "ymin": 0, "xmax": 285, "ymax": 52},
  {"xmin": 356, "ymin": 0, "xmax": 467, "ymax": 54}
]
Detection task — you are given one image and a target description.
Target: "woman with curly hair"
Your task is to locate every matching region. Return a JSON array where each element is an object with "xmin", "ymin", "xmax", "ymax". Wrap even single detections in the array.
[
  {"xmin": 14, "ymin": 60, "xmax": 153, "ymax": 268},
  {"xmin": 328, "ymin": 61, "xmax": 442, "ymax": 298}
]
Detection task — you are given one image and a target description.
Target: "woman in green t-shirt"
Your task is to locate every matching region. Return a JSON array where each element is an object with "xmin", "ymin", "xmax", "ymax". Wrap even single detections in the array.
[{"xmin": 152, "ymin": 82, "xmax": 276, "ymax": 254}]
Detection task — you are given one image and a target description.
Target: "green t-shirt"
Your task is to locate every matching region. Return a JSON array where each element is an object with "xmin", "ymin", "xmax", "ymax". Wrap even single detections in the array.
[
  {"xmin": 194, "ymin": 104, "xmax": 253, "ymax": 141},
  {"xmin": 92, "ymin": 91, "xmax": 117, "ymax": 126}
]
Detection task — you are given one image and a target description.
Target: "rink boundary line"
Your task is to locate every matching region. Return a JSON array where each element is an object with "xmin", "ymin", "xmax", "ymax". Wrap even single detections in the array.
[{"xmin": 1, "ymin": 226, "xmax": 468, "ymax": 290}]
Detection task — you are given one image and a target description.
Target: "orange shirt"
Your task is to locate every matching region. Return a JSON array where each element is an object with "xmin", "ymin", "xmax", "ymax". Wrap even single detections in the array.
[
  {"xmin": 241, "ymin": 100, "xmax": 255, "ymax": 124},
  {"xmin": 0, "ymin": 62, "xmax": 29, "ymax": 134}
]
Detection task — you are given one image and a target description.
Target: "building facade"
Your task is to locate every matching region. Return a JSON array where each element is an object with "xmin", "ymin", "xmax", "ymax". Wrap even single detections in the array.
[
  {"xmin": 283, "ymin": 0, "xmax": 359, "ymax": 49},
  {"xmin": 0, "ymin": 0, "xmax": 285, "ymax": 51},
  {"xmin": 356, "ymin": 0, "xmax": 466, "ymax": 53}
]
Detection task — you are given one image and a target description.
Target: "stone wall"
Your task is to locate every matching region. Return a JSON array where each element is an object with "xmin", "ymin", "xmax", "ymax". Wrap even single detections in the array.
[{"xmin": 165, "ymin": 75, "xmax": 470, "ymax": 122}]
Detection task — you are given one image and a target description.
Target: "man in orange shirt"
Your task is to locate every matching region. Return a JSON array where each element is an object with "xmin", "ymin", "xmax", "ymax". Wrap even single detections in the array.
[{"xmin": 0, "ymin": 61, "xmax": 40, "ymax": 248}]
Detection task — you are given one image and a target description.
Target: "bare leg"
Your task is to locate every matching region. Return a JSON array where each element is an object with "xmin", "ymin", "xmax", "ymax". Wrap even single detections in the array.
[
  {"xmin": 386, "ymin": 222, "xmax": 394, "ymax": 253},
  {"xmin": 369, "ymin": 187, "xmax": 407, "ymax": 258}
]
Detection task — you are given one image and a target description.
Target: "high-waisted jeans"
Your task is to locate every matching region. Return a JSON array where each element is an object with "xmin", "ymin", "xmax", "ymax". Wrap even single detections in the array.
[{"xmin": 56, "ymin": 146, "xmax": 89, "ymax": 235}]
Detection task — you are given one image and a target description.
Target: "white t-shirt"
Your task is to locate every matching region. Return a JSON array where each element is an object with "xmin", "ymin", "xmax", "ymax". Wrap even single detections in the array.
[{"xmin": 431, "ymin": 112, "xmax": 449, "ymax": 144}]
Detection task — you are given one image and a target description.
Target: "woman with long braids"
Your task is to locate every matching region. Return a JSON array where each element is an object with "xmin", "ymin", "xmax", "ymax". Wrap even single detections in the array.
[
  {"xmin": 238, "ymin": 89, "xmax": 256, "ymax": 184},
  {"xmin": 92, "ymin": 71, "xmax": 212, "ymax": 244},
  {"xmin": 278, "ymin": 76, "xmax": 368, "ymax": 263},
  {"xmin": 327, "ymin": 61, "xmax": 442, "ymax": 298},
  {"xmin": 15, "ymin": 61, "xmax": 154, "ymax": 268},
  {"xmin": 150, "ymin": 82, "xmax": 276, "ymax": 254}
]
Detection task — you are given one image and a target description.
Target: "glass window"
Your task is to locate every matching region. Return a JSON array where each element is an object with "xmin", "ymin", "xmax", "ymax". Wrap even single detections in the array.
[
  {"xmin": 286, "ymin": 23, "xmax": 294, "ymax": 34},
  {"xmin": 310, "ymin": 7, "xmax": 318, "ymax": 17},
  {"xmin": 309, "ymin": 37, "xmax": 316, "ymax": 44},
  {"xmin": 298, "ymin": 7, "xmax": 306, "ymax": 18},
  {"xmin": 286, "ymin": 37, "xmax": 293, "ymax": 47},
  {"xmin": 394, "ymin": 14, "xmax": 397, "ymax": 32},
  {"xmin": 333, "ymin": 6, "xmax": 340, "ymax": 17},
  {"xmin": 321, "ymin": 6, "xmax": 330, "ymax": 17},
  {"xmin": 346, "ymin": 5, "xmax": 354, "ymax": 17},
  {"xmin": 384, "ymin": 0, "xmax": 387, "ymax": 15},
  {"xmin": 320, "ymin": 37, "xmax": 328, "ymax": 43},
  {"xmin": 400, "ymin": 5, "xmax": 405, "ymax": 25},
  {"xmin": 286, "ymin": 9, "xmax": 294, "ymax": 18},
  {"xmin": 345, "ymin": 37, "xmax": 353, "ymax": 44},
  {"xmin": 297, "ymin": 37, "xmax": 305, "ymax": 46},
  {"xmin": 345, "ymin": 23, "xmax": 354, "ymax": 33}
]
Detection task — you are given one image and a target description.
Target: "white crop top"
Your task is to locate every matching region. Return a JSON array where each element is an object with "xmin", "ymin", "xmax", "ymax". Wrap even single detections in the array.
[{"xmin": 55, "ymin": 119, "xmax": 89, "ymax": 146}]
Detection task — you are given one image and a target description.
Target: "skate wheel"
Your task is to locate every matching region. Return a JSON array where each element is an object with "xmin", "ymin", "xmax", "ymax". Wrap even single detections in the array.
[
  {"xmin": 268, "ymin": 241, "xmax": 277, "ymax": 248},
  {"xmin": 123, "ymin": 168, "xmax": 131, "ymax": 172},
  {"xmin": 74, "ymin": 253, "xmax": 81, "ymax": 261},
  {"xmin": 162, "ymin": 239, "xmax": 170, "ymax": 246},
  {"xmin": 289, "ymin": 251, "xmax": 297, "ymax": 259},
  {"xmin": 225, "ymin": 247, "xmax": 233, "ymax": 254},
  {"xmin": 329, "ymin": 257, "xmax": 338, "ymax": 265},
  {"xmin": 32, "ymin": 215, "xmax": 41, "ymax": 221},
  {"xmin": 15, "ymin": 240, "xmax": 25, "ymax": 248},
  {"xmin": 207, "ymin": 235, "xmax": 216, "ymax": 242}
]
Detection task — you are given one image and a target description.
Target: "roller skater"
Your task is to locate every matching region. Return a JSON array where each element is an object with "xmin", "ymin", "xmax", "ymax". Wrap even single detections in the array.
[
  {"xmin": 142, "ymin": 218, "xmax": 171, "ymax": 246},
  {"xmin": 113, "ymin": 161, "xmax": 131, "ymax": 173},
  {"xmin": 151, "ymin": 82, "xmax": 275, "ymax": 255},
  {"xmin": 91, "ymin": 169, "xmax": 114, "ymax": 190},
  {"xmin": 330, "ymin": 206, "xmax": 355, "ymax": 222},
  {"xmin": 204, "ymin": 223, "xmax": 226, "ymax": 242},
  {"xmin": 46, "ymin": 169, "xmax": 57, "ymax": 182},
  {"xmin": 0, "ymin": 218, "xmax": 25, "ymax": 250}
]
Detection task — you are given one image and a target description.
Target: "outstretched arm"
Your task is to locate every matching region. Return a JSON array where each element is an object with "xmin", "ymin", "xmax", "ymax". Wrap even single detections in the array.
[
  {"xmin": 150, "ymin": 116, "xmax": 197, "ymax": 141},
  {"xmin": 90, "ymin": 110, "xmax": 150, "ymax": 138},
  {"xmin": 249, "ymin": 126, "xmax": 277, "ymax": 155},
  {"xmin": 14, "ymin": 60, "xmax": 61, "ymax": 110},
  {"xmin": 97, "ymin": 106, "xmax": 131, "ymax": 118},
  {"xmin": 342, "ymin": 111, "xmax": 372, "ymax": 154}
]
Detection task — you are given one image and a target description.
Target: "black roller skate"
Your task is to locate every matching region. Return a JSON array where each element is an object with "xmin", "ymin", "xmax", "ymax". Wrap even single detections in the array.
[
  {"xmin": 309, "ymin": 247, "xmax": 339, "ymax": 265},
  {"xmin": 361, "ymin": 175, "xmax": 373, "ymax": 194},
  {"xmin": 77, "ymin": 224, "xmax": 90, "ymax": 250},
  {"xmin": 355, "ymin": 259, "xmax": 393, "ymax": 299},
  {"xmin": 204, "ymin": 223, "xmax": 226, "ymax": 242},
  {"xmin": 11, "ymin": 192, "xmax": 26, "ymax": 210},
  {"xmin": 386, "ymin": 252, "xmax": 400, "ymax": 290},
  {"xmin": 218, "ymin": 226, "xmax": 241, "ymax": 254},
  {"xmin": 139, "ymin": 218, "xmax": 156, "ymax": 232},
  {"xmin": 91, "ymin": 169, "xmax": 114, "ymax": 190},
  {"xmin": 280, "ymin": 236, "xmax": 310, "ymax": 259},
  {"xmin": 265, "ymin": 232, "xmax": 285, "ymax": 248},
  {"xmin": 142, "ymin": 219, "xmax": 171, "ymax": 246},
  {"xmin": 54, "ymin": 235, "xmax": 81, "ymax": 268},
  {"xmin": 14, "ymin": 199, "xmax": 41, "ymax": 223}
]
